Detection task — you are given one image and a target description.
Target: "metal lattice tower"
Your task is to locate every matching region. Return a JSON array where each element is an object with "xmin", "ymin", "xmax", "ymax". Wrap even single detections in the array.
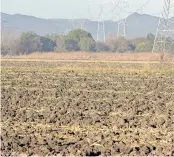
[
  {"xmin": 108, "ymin": 0, "xmax": 150, "ymax": 38},
  {"xmin": 152, "ymin": 0, "xmax": 174, "ymax": 53},
  {"xmin": 88, "ymin": 0, "xmax": 118, "ymax": 42},
  {"xmin": 117, "ymin": 17, "xmax": 127, "ymax": 38},
  {"xmin": 80, "ymin": 20, "xmax": 88, "ymax": 31},
  {"xmin": 97, "ymin": 4, "xmax": 106, "ymax": 42},
  {"xmin": 80, "ymin": 21, "xmax": 85, "ymax": 30},
  {"xmin": 117, "ymin": 1, "xmax": 129, "ymax": 38},
  {"xmin": 109, "ymin": 0, "xmax": 129, "ymax": 38}
]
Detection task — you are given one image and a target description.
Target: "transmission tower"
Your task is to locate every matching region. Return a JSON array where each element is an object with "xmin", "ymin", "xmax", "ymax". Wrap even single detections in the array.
[
  {"xmin": 108, "ymin": 0, "xmax": 129, "ymax": 38},
  {"xmin": 117, "ymin": 1, "xmax": 129, "ymax": 38},
  {"xmin": 80, "ymin": 21, "xmax": 85, "ymax": 30},
  {"xmin": 97, "ymin": 4, "xmax": 106, "ymax": 42},
  {"xmin": 117, "ymin": 17, "xmax": 127, "ymax": 38},
  {"xmin": 88, "ymin": 0, "xmax": 118, "ymax": 42},
  {"xmin": 80, "ymin": 20, "xmax": 88, "ymax": 31},
  {"xmin": 152, "ymin": 0, "xmax": 174, "ymax": 54}
]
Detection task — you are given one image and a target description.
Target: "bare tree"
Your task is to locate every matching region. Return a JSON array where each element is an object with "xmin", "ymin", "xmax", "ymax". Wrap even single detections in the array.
[{"xmin": 1, "ymin": 29, "xmax": 21, "ymax": 55}]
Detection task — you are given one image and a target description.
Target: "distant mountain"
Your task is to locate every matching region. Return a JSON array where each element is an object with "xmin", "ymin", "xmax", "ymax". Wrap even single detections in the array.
[
  {"xmin": 0, "ymin": 12, "xmax": 168, "ymax": 39},
  {"xmin": 125, "ymin": 13, "xmax": 159, "ymax": 38}
]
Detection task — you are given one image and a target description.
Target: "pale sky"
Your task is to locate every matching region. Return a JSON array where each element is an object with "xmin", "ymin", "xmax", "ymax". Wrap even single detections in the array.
[{"xmin": 1, "ymin": 0, "xmax": 173, "ymax": 20}]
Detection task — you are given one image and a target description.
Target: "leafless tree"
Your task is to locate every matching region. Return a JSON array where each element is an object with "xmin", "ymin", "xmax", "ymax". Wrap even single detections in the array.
[{"xmin": 1, "ymin": 29, "xmax": 21, "ymax": 55}]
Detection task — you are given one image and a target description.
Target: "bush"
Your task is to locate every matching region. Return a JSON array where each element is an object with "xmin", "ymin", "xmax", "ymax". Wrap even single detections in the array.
[{"xmin": 96, "ymin": 42, "xmax": 111, "ymax": 52}]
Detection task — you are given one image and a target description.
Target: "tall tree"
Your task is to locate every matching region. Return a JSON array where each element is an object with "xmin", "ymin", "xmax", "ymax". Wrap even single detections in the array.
[
  {"xmin": 78, "ymin": 37, "xmax": 96, "ymax": 52},
  {"xmin": 19, "ymin": 31, "xmax": 42, "ymax": 54},
  {"xmin": 40, "ymin": 36, "xmax": 56, "ymax": 52},
  {"xmin": 65, "ymin": 29, "xmax": 96, "ymax": 52},
  {"xmin": 64, "ymin": 39, "xmax": 79, "ymax": 51}
]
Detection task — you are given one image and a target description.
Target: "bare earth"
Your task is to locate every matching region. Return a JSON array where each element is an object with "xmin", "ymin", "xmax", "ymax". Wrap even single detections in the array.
[{"xmin": 1, "ymin": 56, "xmax": 174, "ymax": 156}]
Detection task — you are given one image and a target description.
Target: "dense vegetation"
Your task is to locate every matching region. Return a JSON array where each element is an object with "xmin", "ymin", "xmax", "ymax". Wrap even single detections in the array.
[{"xmin": 1, "ymin": 29, "xmax": 174, "ymax": 55}]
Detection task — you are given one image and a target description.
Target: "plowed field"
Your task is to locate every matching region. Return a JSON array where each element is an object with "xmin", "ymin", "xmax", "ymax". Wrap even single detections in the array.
[{"xmin": 1, "ymin": 60, "xmax": 174, "ymax": 156}]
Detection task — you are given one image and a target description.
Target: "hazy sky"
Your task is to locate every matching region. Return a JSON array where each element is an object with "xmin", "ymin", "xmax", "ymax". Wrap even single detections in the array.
[{"xmin": 1, "ymin": 0, "xmax": 171, "ymax": 20}]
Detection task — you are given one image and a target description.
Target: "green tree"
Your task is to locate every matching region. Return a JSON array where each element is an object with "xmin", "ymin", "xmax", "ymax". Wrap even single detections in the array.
[
  {"xmin": 65, "ymin": 29, "xmax": 96, "ymax": 51},
  {"xmin": 78, "ymin": 37, "xmax": 96, "ymax": 52},
  {"xmin": 66, "ymin": 29, "xmax": 92, "ymax": 43},
  {"xmin": 132, "ymin": 34, "xmax": 155, "ymax": 52},
  {"xmin": 45, "ymin": 34, "xmax": 59, "ymax": 43},
  {"xmin": 145, "ymin": 33, "xmax": 155, "ymax": 52},
  {"xmin": 64, "ymin": 39, "xmax": 79, "ymax": 51},
  {"xmin": 40, "ymin": 36, "xmax": 56, "ymax": 52},
  {"xmin": 19, "ymin": 31, "xmax": 41, "ymax": 54}
]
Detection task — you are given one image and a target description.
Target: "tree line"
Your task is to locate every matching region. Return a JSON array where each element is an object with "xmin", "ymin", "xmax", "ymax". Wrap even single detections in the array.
[{"xmin": 1, "ymin": 29, "xmax": 174, "ymax": 55}]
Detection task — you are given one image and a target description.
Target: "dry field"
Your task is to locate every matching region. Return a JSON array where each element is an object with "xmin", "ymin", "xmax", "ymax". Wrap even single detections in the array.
[
  {"xmin": 3, "ymin": 52, "xmax": 174, "ymax": 62},
  {"xmin": 1, "ymin": 56, "xmax": 174, "ymax": 156}
]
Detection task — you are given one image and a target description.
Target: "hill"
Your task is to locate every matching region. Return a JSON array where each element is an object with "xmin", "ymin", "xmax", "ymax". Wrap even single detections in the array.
[{"xmin": 0, "ymin": 12, "xmax": 164, "ymax": 38}]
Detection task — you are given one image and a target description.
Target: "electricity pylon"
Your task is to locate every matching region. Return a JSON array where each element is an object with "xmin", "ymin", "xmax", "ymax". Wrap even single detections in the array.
[
  {"xmin": 152, "ymin": 0, "xmax": 174, "ymax": 54},
  {"xmin": 110, "ymin": 0, "xmax": 129, "ymax": 38},
  {"xmin": 80, "ymin": 21, "xmax": 85, "ymax": 30},
  {"xmin": 97, "ymin": 4, "xmax": 106, "ymax": 42},
  {"xmin": 88, "ymin": 0, "xmax": 119, "ymax": 42},
  {"xmin": 117, "ymin": 17, "xmax": 127, "ymax": 38},
  {"xmin": 80, "ymin": 20, "xmax": 88, "ymax": 31}
]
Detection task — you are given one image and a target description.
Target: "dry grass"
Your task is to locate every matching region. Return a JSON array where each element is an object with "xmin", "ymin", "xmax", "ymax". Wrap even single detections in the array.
[{"xmin": 2, "ymin": 52, "xmax": 174, "ymax": 63}]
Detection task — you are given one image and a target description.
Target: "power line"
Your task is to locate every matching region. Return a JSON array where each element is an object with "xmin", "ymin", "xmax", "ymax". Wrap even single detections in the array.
[
  {"xmin": 114, "ymin": 0, "xmax": 150, "ymax": 17},
  {"xmin": 87, "ymin": 0, "xmax": 173, "ymax": 42},
  {"xmin": 116, "ymin": 1, "xmax": 129, "ymax": 38},
  {"xmin": 88, "ymin": 0, "xmax": 118, "ymax": 42}
]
